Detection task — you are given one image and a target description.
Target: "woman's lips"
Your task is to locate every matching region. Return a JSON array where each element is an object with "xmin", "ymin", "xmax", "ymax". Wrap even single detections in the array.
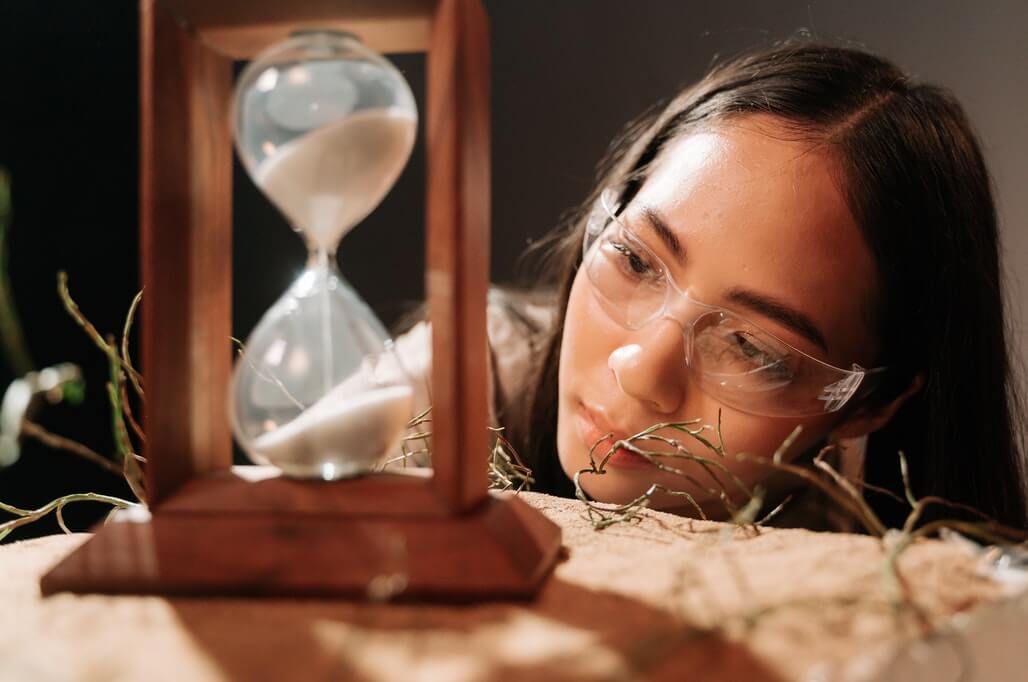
[{"xmin": 576, "ymin": 405, "xmax": 655, "ymax": 470}]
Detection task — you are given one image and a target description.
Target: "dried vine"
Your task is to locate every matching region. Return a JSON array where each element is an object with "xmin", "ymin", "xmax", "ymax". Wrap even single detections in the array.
[{"xmin": 0, "ymin": 273, "xmax": 143, "ymax": 540}]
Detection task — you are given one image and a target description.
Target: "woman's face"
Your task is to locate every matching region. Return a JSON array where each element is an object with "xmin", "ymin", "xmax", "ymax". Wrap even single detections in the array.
[{"xmin": 557, "ymin": 116, "xmax": 880, "ymax": 514}]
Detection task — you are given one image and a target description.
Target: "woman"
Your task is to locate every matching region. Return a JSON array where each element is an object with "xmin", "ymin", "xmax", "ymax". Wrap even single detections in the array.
[{"xmin": 398, "ymin": 43, "xmax": 1028, "ymax": 532}]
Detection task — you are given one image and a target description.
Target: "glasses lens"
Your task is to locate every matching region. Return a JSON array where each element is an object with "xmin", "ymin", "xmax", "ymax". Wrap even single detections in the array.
[
  {"xmin": 690, "ymin": 310, "xmax": 871, "ymax": 416},
  {"xmin": 584, "ymin": 221, "xmax": 666, "ymax": 329},
  {"xmin": 690, "ymin": 311, "xmax": 812, "ymax": 414}
]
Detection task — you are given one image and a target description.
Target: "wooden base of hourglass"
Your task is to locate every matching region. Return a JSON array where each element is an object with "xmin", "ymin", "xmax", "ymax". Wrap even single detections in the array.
[
  {"xmin": 40, "ymin": 0, "xmax": 564, "ymax": 600},
  {"xmin": 41, "ymin": 469, "xmax": 562, "ymax": 599}
]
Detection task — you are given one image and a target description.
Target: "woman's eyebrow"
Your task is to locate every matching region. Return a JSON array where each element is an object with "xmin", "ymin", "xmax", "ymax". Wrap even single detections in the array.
[
  {"xmin": 724, "ymin": 287, "xmax": 830, "ymax": 353},
  {"xmin": 639, "ymin": 206, "xmax": 685, "ymax": 263},
  {"xmin": 634, "ymin": 207, "xmax": 829, "ymax": 352}
]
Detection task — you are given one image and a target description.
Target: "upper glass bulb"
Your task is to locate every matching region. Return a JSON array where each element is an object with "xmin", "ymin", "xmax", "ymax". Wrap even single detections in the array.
[
  {"xmin": 234, "ymin": 30, "xmax": 418, "ymax": 252},
  {"xmin": 230, "ymin": 30, "xmax": 418, "ymax": 480}
]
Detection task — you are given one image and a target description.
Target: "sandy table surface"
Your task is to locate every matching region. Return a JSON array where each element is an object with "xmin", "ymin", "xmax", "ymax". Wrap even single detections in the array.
[{"xmin": 1, "ymin": 491, "xmax": 1025, "ymax": 682}]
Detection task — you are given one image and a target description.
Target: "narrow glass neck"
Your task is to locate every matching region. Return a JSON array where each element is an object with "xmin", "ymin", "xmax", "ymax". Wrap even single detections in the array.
[{"xmin": 306, "ymin": 247, "xmax": 339, "ymax": 270}]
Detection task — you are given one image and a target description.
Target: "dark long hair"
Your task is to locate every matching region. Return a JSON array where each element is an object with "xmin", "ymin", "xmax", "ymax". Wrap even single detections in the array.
[{"xmin": 505, "ymin": 42, "xmax": 1028, "ymax": 530}]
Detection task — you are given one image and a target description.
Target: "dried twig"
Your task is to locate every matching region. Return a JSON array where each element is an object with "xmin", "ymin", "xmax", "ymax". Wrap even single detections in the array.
[
  {"xmin": 489, "ymin": 426, "xmax": 534, "ymax": 492},
  {"xmin": 120, "ymin": 381, "xmax": 145, "ymax": 445},
  {"xmin": 573, "ymin": 411, "xmax": 763, "ymax": 530},
  {"xmin": 57, "ymin": 271, "xmax": 143, "ymax": 389},
  {"xmin": 105, "ymin": 335, "xmax": 146, "ymax": 504},
  {"xmin": 230, "ymin": 336, "xmax": 304, "ymax": 411},
  {"xmin": 385, "ymin": 406, "xmax": 432, "ymax": 469},
  {"xmin": 19, "ymin": 420, "xmax": 123, "ymax": 477},
  {"xmin": 120, "ymin": 289, "xmax": 144, "ymax": 399},
  {"xmin": 114, "ymin": 276, "xmax": 144, "ymax": 445},
  {"xmin": 0, "ymin": 492, "xmax": 137, "ymax": 542}
]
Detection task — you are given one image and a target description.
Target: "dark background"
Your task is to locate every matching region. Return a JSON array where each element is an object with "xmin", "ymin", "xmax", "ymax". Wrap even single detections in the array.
[{"xmin": 1, "ymin": 1, "xmax": 1025, "ymax": 540}]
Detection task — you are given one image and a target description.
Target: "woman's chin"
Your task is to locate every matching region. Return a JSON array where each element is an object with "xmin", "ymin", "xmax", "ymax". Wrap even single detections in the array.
[
  {"xmin": 570, "ymin": 464, "xmax": 662, "ymax": 504},
  {"xmin": 577, "ymin": 475, "xmax": 642, "ymax": 505},
  {"xmin": 581, "ymin": 474, "xmax": 717, "ymax": 517},
  {"xmin": 558, "ymin": 424, "xmax": 658, "ymax": 504}
]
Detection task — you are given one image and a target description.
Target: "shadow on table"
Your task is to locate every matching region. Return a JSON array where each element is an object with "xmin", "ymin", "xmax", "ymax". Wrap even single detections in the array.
[{"xmin": 168, "ymin": 577, "xmax": 782, "ymax": 681}]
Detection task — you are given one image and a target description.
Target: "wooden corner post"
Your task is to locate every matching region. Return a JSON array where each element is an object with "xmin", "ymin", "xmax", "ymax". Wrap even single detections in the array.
[
  {"xmin": 40, "ymin": 0, "xmax": 561, "ymax": 600},
  {"xmin": 139, "ymin": 0, "xmax": 235, "ymax": 506},
  {"xmin": 426, "ymin": 0, "xmax": 491, "ymax": 512}
]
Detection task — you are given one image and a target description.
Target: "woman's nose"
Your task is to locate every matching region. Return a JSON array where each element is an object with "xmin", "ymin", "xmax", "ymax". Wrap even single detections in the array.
[{"xmin": 607, "ymin": 318, "xmax": 687, "ymax": 414}]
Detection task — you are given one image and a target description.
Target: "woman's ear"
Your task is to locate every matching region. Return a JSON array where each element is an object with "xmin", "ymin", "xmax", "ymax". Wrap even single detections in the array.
[{"xmin": 829, "ymin": 373, "xmax": 925, "ymax": 441}]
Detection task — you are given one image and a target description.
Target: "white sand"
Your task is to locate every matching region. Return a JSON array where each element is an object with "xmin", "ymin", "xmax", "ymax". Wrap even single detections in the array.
[
  {"xmin": 255, "ymin": 107, "xmax": 416, "ymax": 251},
  {"xmin": 252, "ymin": 383, "xmax": 413, "ymax": 479}
]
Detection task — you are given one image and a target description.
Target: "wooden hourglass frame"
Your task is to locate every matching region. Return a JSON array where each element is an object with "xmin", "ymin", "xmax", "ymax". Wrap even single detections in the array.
[{"xmin": 41, "ymin": 0, "xmax": 562, "ymax": 598}]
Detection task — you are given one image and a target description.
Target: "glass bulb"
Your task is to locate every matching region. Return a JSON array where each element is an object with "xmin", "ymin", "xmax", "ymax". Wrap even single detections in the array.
[{"xmin": 230, "ymin": 30, "xmax": 418, "ymax": 480}]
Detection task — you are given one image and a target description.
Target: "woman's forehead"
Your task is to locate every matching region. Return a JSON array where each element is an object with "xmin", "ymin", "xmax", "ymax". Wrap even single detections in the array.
[
  {"xmin": 631, "ymin": 119, "xmax": 879, "ymax": 364},
  {"xmin": 637, "ymin": 118, "xmax": 839, "ymax": 217}
]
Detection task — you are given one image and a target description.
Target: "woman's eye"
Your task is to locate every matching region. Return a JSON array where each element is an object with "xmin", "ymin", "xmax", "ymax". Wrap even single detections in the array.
[
  {"xmin": 610, "ymin": 241, "xmax": 656, "ymax": 278},
  {"xmin": 729, "ymin": 332, "xmax": 795, "ymax": 380},
  {"xmin": 732, "ymin": 332, "xmax": 766, "ymax": 359}
]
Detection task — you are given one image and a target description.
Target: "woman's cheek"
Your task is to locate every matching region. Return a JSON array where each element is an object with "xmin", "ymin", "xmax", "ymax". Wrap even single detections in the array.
[
  {"xmin": 556, "ymin": 274, "xmax": 610, "ymax": 473},
  {"xmin": 645, "ymin": 411, "xmax": 836, "ymax": 513},
  {"xmin": 718, "ymin": 411, "xmax": 832, "ymax": 461},
  {"xmin": 558, "ymin": 273, "xmax": 613, "ymax": 397}
]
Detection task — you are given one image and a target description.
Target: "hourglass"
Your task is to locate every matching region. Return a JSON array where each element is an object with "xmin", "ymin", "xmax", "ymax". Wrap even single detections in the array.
[
  {"xmin": 231, "ymin": 31, "xmax": 417, "ymax": 480},
  {"xmin": 41, "ymin": 0, "xmax": 561, "ymax": 600}
]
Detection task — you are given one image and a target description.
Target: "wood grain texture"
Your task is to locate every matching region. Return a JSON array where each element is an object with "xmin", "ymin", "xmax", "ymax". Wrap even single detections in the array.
[
  {"xmin": 40, "ymin": 494, "xmax": 562, "ymax": 599},
  {"xmin": 160, "ymin": 467, "xmax": 452, "ymax": 518},
  {"xmin": 158, "ymin": 0, "xmax": 434, "ymax": 56},
  {"xmin": 426, "ymin": 0, "xmax": 492, "ymax": 513},
  {"xmin": 160, "ymin": 0, "xmax": 435, "ymax": 26},
  {"xmin": 140, "ymin": 0, "xmax": 234, "ymax": 505}
]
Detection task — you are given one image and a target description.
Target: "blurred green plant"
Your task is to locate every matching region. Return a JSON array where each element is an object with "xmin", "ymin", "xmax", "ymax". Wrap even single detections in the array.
[{"xmin": 0, "ymin": 169, "xmax": 86, "ymax": 469}]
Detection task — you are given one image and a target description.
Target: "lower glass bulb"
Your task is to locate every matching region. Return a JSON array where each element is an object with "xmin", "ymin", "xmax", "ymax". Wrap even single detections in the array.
[{"xmin": 230, "ymin": 263, "xmax": 413, "ymax": 479}]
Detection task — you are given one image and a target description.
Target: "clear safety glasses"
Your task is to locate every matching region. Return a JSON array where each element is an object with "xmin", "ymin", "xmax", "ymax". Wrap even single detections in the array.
[{"xmin": 582, "ymin": 188, "xmax": 885, "ymax": 417}]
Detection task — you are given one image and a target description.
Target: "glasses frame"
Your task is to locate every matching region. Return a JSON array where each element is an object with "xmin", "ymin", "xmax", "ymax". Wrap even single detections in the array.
[{"xmin": 582, "ymin": 188, "xmax": 887, "ymax": 417}]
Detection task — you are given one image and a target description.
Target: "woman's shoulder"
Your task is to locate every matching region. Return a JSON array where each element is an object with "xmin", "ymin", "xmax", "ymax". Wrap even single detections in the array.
[
  {"xmin": 486, "ymin": 287, "xmax": 557, "ymax": 361},
  {"xmin": 485, "ymin": 286, "xmax": 558, "ymax": 410},
  {"xmin": 391, "ymin": 285, "xmax": 558, "ymax": 419}
]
